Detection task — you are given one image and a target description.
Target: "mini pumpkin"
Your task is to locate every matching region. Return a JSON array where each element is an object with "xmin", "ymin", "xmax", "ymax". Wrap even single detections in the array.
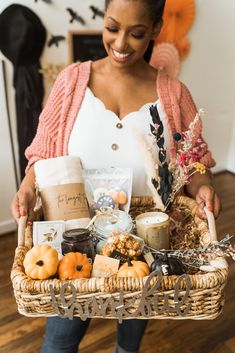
[
  {"xmin": 58, "ymin": 252, "xmax": 92, "ymax": 280},
  {"xmin": 23, "ymin": 244, "xmax": 59, "ymax": 280},
  {"xmin": 117, "ymin": 259, "xmax": 150, "ymax": 278}
]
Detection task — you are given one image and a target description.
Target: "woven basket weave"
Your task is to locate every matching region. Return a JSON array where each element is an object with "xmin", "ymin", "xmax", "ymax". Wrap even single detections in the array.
[{"xmin": 11, "ymin": 196, "xmax": 228, "ymax": 320}]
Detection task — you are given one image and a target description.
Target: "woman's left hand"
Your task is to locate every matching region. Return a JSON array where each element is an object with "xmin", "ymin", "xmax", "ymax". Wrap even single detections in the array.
[{"xmin": 195, "ymin": 184, "xmax": 221, "ymax": 220}]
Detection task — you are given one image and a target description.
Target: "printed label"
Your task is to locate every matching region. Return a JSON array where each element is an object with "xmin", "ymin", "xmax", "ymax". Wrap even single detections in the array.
[
  {"xmin": 110, "ymin": 250, "xmax": 130, "ymax": 264},
  {"xmin": 40, "ymin": 183, "xmax": 90, "ymax": 221},
  {"xmin": 143, "ymin": 252, "xmax": 155, "ymax": 267}
]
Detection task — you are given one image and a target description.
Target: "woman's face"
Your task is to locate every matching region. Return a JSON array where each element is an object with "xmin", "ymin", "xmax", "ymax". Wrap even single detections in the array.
[{"xmin": 103, "ymin": 0, "xmax": 157, "ymax": 68}]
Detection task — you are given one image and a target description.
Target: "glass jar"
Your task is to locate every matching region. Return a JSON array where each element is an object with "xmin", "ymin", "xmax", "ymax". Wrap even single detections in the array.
[
  {"xmin": 94, "ymin": 210, "xmax": 133, "ymax": 238},
  {"xmin": 94, "ymin": 210, "xmax": 133, "ymax": 253},
  {"xmin": 61, "ymin": 228, "xmax": 96, "ymax": 260}
]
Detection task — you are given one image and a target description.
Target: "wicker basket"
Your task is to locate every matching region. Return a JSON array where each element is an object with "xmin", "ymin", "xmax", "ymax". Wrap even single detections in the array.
[{"xmin": 11, "ymin": 196, "xmax": 228, "ymax": 321}]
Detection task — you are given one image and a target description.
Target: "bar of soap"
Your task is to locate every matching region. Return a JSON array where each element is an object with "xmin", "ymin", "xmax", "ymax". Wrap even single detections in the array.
[{"xmin": 91, "ymin": 254, "xmax": 120, "ymax": 278}]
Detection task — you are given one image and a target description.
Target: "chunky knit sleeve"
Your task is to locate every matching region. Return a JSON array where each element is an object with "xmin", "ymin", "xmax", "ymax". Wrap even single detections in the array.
[
  {"xmin": 24, "ymin": 68, "xmax": 66, "ymax": 174},
  {"xmin": 179, "ymin": 82, "xmax": 216, "ymax": 168}
]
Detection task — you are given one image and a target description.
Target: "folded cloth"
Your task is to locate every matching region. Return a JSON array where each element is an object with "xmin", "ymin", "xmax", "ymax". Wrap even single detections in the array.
[{"xmin": 34, "ymin": 156, "xmax": 84, "ymax": 189}]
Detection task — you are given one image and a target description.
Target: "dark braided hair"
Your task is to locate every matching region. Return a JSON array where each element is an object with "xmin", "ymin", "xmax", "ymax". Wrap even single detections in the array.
[{"xmin": 104, "ymin": 0, "xmax": 166, "ymax": 26}]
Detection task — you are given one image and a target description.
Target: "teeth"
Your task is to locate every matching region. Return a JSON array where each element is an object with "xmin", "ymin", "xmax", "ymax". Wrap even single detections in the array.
[{"xmin": 112, "ymin": 49, "xmax": 131, "ymax": 59}]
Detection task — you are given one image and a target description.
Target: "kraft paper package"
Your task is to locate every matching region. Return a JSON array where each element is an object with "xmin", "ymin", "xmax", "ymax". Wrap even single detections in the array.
[{"xmin": 34, "ymin": 156, "xmax": 91, "ymax": 228}]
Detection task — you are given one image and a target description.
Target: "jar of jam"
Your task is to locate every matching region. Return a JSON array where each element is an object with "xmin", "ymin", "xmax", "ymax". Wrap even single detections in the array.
[{"xmin": 61, "ymin": 228, "xmax": 96, "ymax": 260}]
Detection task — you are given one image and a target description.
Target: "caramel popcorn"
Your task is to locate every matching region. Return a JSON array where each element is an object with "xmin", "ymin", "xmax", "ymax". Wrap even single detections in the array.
[{"xmin": 100, "ymin": 231, "xmax": 142, "ymax": 260}]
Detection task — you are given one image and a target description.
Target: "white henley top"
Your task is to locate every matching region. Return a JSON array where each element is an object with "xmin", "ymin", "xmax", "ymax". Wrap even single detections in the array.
[{"xmin": 68, "ymin": 87, "xmax": 169, "ymax": 196}]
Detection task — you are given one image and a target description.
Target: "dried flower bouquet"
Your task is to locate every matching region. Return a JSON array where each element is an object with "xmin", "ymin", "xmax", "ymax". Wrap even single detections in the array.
[{"xmin": 149, "ymin": 106, "xmax": 207, "ymax": 210}]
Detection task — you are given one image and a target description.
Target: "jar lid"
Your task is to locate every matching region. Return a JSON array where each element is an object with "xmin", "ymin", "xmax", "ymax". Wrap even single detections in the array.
[
  {"xmin": 63, "ymin": 228, "xmax": 91, "ymax": 242},
  {"xmin": 94, "ymin": 210, "xmax": 133, "ymax": 238}
]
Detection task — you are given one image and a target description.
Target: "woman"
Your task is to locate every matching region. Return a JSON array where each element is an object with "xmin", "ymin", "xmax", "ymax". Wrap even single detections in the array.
[{"xmin": 11, "ymin": 0, "xmax": 221, "ymax": 352}]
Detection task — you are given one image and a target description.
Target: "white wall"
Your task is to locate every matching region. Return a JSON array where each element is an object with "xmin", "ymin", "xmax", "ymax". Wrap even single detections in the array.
[
  {"xmin": 179, "ymin": 0, "xmax": 235, "ymax": 172},
  {"xmin": 0, "ymin": 0, "xmax": 235, "ymax": 233},
  {"xmin": 0, "ymin": 61, "xmax": 17, "ymax": 234},
  {"xmin": 227, "ymin": 113, "xmax": 235, "ymax": 172}
]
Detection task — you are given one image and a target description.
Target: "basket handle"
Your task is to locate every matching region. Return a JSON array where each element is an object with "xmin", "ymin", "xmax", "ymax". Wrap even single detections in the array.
[
  {"xmin": 204, "ymin": 206, "xmax": 217, "ymax": 243},
  {"xmin": 18, "ymin": 215, "xmax": 27, "ymax": 246}
]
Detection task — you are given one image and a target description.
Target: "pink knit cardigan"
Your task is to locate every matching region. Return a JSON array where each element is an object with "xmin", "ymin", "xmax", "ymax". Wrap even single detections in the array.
[{"xmin": 25, "ymin": 60, "xmax": 215, "ymax": 173}]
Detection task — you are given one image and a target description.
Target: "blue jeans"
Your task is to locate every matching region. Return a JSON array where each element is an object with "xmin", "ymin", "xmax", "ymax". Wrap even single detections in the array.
[{"xmin": 41, "ymin": 317, "xmax": 148, "ymax": 353}]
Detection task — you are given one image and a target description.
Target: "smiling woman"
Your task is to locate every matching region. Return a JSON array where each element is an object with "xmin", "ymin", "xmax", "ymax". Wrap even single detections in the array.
[
  {"xmin": 103, "ymin": 0, "xmax": 162, "ymax": 68},
  {"xmin": 11, "ymin": 0, "xmax": 220, "ymax": 352}
]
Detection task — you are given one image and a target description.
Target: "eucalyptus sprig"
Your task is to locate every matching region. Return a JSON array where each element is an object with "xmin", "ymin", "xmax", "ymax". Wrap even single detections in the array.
[{"xmin": 144, "ymin": 235, "xmax": 235, "ymax": 269}]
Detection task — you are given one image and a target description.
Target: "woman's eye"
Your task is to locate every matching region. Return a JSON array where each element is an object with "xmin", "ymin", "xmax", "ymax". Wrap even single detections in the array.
[
  {"xmin": 131, "ymin": 33, "xmax": 145, "ymax": 39},
  {"xmin": 105, "ymin": 27, "xmax": 118, "ymax": 33}
]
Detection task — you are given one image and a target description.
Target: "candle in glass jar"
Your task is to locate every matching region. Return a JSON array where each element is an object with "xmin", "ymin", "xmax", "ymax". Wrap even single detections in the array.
[{"xmin": 135, "ymin": 212, "xmax": 169, "ymax": 250}]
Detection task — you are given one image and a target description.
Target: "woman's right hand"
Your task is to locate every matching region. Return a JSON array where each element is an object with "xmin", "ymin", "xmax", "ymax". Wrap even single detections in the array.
[{"xmin": 11, "ymin": 186, "xmax": 36, "ymax": 223}]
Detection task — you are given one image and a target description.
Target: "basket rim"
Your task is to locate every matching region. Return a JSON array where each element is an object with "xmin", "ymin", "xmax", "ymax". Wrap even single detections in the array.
[{"xmin": 11, "ymin": 247, "xmax": 228, "ymax": 295}]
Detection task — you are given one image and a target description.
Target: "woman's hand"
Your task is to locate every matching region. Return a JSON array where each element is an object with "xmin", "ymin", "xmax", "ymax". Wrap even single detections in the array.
[
  {"xmin": 11, "ymin": 165, "xmax": 37, "ymax": 223},
  {"xmin": 195, "ymin": 184, "xmax": 221, "ymax": 220},
  {"xmin": 184, "ymin": 169, "xmax": 221, "ymax": 220},
  {"xmin": 11, "ymin": 186, "xmax": 36, "ymax": 223}
]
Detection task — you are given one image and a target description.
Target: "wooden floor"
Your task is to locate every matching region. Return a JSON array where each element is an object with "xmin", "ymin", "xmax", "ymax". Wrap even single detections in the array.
[{"xmin": 1, "ymin": 172, "xmax": 235, "ymax": 353}]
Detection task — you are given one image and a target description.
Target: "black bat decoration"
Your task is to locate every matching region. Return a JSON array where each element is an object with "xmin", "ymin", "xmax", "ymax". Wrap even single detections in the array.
[
  {"xmin": 66, "ymin": 8, "xmax": 86, "ymax": 25},
  {"xmin": 34, "ymin": 0, "xmax": 52, "ymax": 3},
  {"xmin": 89, "ymin": 6, "xmax": 105, "ymax": 19},
  {"xmin": 47, "ymin": 35, "xmax": 66, "ymax": 48}
]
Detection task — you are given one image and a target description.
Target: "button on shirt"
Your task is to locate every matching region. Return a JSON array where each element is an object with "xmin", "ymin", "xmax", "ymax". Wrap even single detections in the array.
[{"xmin": 68, "ymin": 87, "xmax": 170, "ymax": 196}]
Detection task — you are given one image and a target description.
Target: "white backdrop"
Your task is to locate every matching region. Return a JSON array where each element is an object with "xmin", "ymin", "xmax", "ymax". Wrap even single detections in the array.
[
  {"xmin": 0, "ymin": 60, "xmax": 17, "ymax": 234},
  {"xmin": 179, "ymin": 0, "xmax": 235, "ymax": 173}
]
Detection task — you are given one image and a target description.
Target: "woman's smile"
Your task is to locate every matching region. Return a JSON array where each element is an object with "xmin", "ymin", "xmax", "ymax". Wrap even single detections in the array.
[{"xmin": 111, "ymin": 48, "xmax": 133, "ymax": 62}]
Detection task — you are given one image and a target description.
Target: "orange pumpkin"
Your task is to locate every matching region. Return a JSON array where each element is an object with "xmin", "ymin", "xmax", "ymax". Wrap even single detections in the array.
[
  {"xmin": 23, "ymin": 244, "xmax": 59, "ymax": 280},
  {"xmin": 58, "ymin": 252, "xmax": 92, "ymax": 280},
  {"xmin": 117, "ymin": 259, "xmax": 150, "ymax": 278}
]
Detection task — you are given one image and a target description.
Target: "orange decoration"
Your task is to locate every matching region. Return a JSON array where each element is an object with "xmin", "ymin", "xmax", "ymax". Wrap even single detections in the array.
[
  {"xmin": 156, "ymin": 0, "xmax": 195, "ymax": 60},
  {"xmin": 175, "ymin": 38, "xmax": 191, "ymax": 61},
  {"xmin": 58, "ymin": 252, "xmax": 92, "ymax": 280}
]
